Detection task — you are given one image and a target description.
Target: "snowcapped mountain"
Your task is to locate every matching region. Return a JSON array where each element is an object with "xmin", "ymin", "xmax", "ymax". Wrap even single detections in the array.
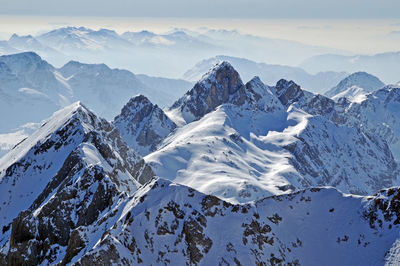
[
  {"xmin": 37, "ymin": 27, "xmax": 132, "ymax": 52},
  {"xmin": 0, "ymin": 52, "xmax": 191, "ymax": 134},
  {"xmin": 58, "ymin": 60, "xmax": 155, "ymax": 119},
  {"xmin": 8, "ymin": 34, "xmax": 61, "ymax": 58},
  {"xmin": 183, "ymin": 55, "xmax": 348, "ymax": 94},
  {"xmin": 0, "ymin": 102, "xmax": 153, "ymax": 263},
  {"xmin": 114, "ymin": 95, "xmax": 177, "ymax": 156},
  {"xmin": 326, "ymin": 72, "xmax": 385, "ymax": 102},
  {"xmin": 143, "ymin": 62, "xmax": 399, "ymax": 203},
  {"xmin": 1, "ymin": 60, "xmax": 400, "ymax": 265}
]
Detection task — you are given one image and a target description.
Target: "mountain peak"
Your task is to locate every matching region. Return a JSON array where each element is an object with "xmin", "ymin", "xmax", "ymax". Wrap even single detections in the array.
[
  {"xmin": 9, "ymin": 33, "xmax": 34, "ymax": 41},
  {"xmin": 199, "ymin": 61, "xmax": 238, "ymax": 82},
  {"xmin": 59, "ymin": 60, "xmax": 110, "ymax": 77},
  {"xmin": 114, "ymin": 95, "xmax": 176, "ymax": 156},
  {"xmin": 0, "ymin": 52, "xmax": 54, "ymax": 74},
  {"xmin": 125, "ymin": 94, "xmax": 153, "ymax": 106},
  {"xmin": 326, "ymin": 71, "xmax": 385, "ymax": 99},
  {"xmin": 170, "ymin": 61, "xmax": 244, "ymax": 123},
  {"xmin": 275, "ymin": 79, "xmax": 304, "ymax": 106},
  {"xmin": 115, "ymin": 95, "xmax": 156, "ymax": 122}
]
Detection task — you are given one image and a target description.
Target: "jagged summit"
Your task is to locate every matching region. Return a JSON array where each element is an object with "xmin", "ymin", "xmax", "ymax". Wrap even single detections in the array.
[
  {"xmin": 198, "ymin": 61, "xmax": 241, "ymax": 82},
  {"xmin": 9, "ymin": 33, "xmax": 35, "ymax": 41},
  {"xmin": 168, "ymin": 61, "xmax": 244, "ymax": 123},
  {"xmin": 40, "ymin": 26, "xmax": 92, "ymax": 36},
  {"xmin": 168, "ymin": 61, "xmax": 281, "ymax": 124},
  {"xmin": 275, "ymin": 79, "xmax": 304, "ymax": 106},
  {"xmin": 114, "ymin": 95, "xmax": 176, "ymax": 156}
]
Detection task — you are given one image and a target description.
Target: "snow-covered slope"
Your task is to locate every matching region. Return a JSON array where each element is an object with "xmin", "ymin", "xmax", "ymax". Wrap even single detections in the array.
[
  {"xmin": 4, "ymin": 175, "xmax": 400, "ymax": 265},
  {"xmin": 326, "ymin": 72, "xmax": 385, "ymax": 101},
  {"xmin": 331, "ymin": 85, "xmax": 370, "ymax": 103},
  {"xmin": 114, "ymin": 95, "xmax": 177, "ymax": 156},
  {"xmin": 7, "ymin": 177, "xmax": 397, "ymax": 265},
  {"xmin": 143, "ymin": 62, "xmax": 399, "ymax": 203},
  {"xmin": 340, "ymin": 85, "xmax": 400, "ymax": 162},
  {"xmin": 183, "ymin": 55, "xmax": 348, "ymax": 93},
  {"xmin": 0, "ymin": 102, "xmax": 153, "ymax": 252}
]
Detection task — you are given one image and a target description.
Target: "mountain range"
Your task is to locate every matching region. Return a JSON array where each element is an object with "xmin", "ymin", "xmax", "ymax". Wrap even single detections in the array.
[
  {"xmin": 183, "ymin": 55, "xmax": 348, "ymax": 93},
  {"xmin": 1, "ymin": 61, "xmax": 400, "ymax": 264},
  {"xmin": 0, "ymin": 26, "xmax": 344, "ymax": 78},
  {"xmin": 0, "ymin": 52, "xmax": 192, "ymax": 133}
]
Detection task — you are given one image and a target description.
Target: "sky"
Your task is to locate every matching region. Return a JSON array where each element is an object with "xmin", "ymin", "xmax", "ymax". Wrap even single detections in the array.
[{"xmin": 1, "ymin": 0, "xmax": 400, "ymax": 19}]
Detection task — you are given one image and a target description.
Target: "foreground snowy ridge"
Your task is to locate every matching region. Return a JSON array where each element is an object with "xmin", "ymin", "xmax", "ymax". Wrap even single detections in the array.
[{"xmin": 5, "ymin": 176, "xmax": 400, "ymax": 265}]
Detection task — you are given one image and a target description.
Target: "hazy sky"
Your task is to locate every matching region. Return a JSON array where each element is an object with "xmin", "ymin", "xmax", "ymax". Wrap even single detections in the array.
[
  {"xmin": 1, "ymin": 0, "xmax": 400, "ymax": 19},
  {"xmin": 0, "ymin": 1, "xmax": 399, "ymax": 55}
]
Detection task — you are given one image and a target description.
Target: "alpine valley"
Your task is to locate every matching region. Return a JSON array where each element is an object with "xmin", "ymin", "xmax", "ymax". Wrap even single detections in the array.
[{"xmin": 1, "ymin": 60, "xmax": 400, "ymax": 265}]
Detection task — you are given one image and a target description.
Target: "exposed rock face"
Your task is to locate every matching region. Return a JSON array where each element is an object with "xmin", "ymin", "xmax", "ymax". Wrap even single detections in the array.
[
  {"xmin": 0, "ymin": 102, "xmax": 154, "ymax": 264},
  {"xmin": 114, "ymin": 95, "xmax": 177, "ymax": 156},
  {"xmin": 275, "ymin": 79, "xmax": 304, "ymax": 106},
  {"xmin": 169, "ymin": 61, "xmax": 245, "ymax": 123},
  {"xmin": 3, "ymin": 176, "xmax": 400, "ymax": 265},
  {"xmin": 73, "ymin": 179, "xmax": 400, "ymax": 265},
  {"xmin": 168, "ymin": 61, "xmax": 286, "ymax": 125}
]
